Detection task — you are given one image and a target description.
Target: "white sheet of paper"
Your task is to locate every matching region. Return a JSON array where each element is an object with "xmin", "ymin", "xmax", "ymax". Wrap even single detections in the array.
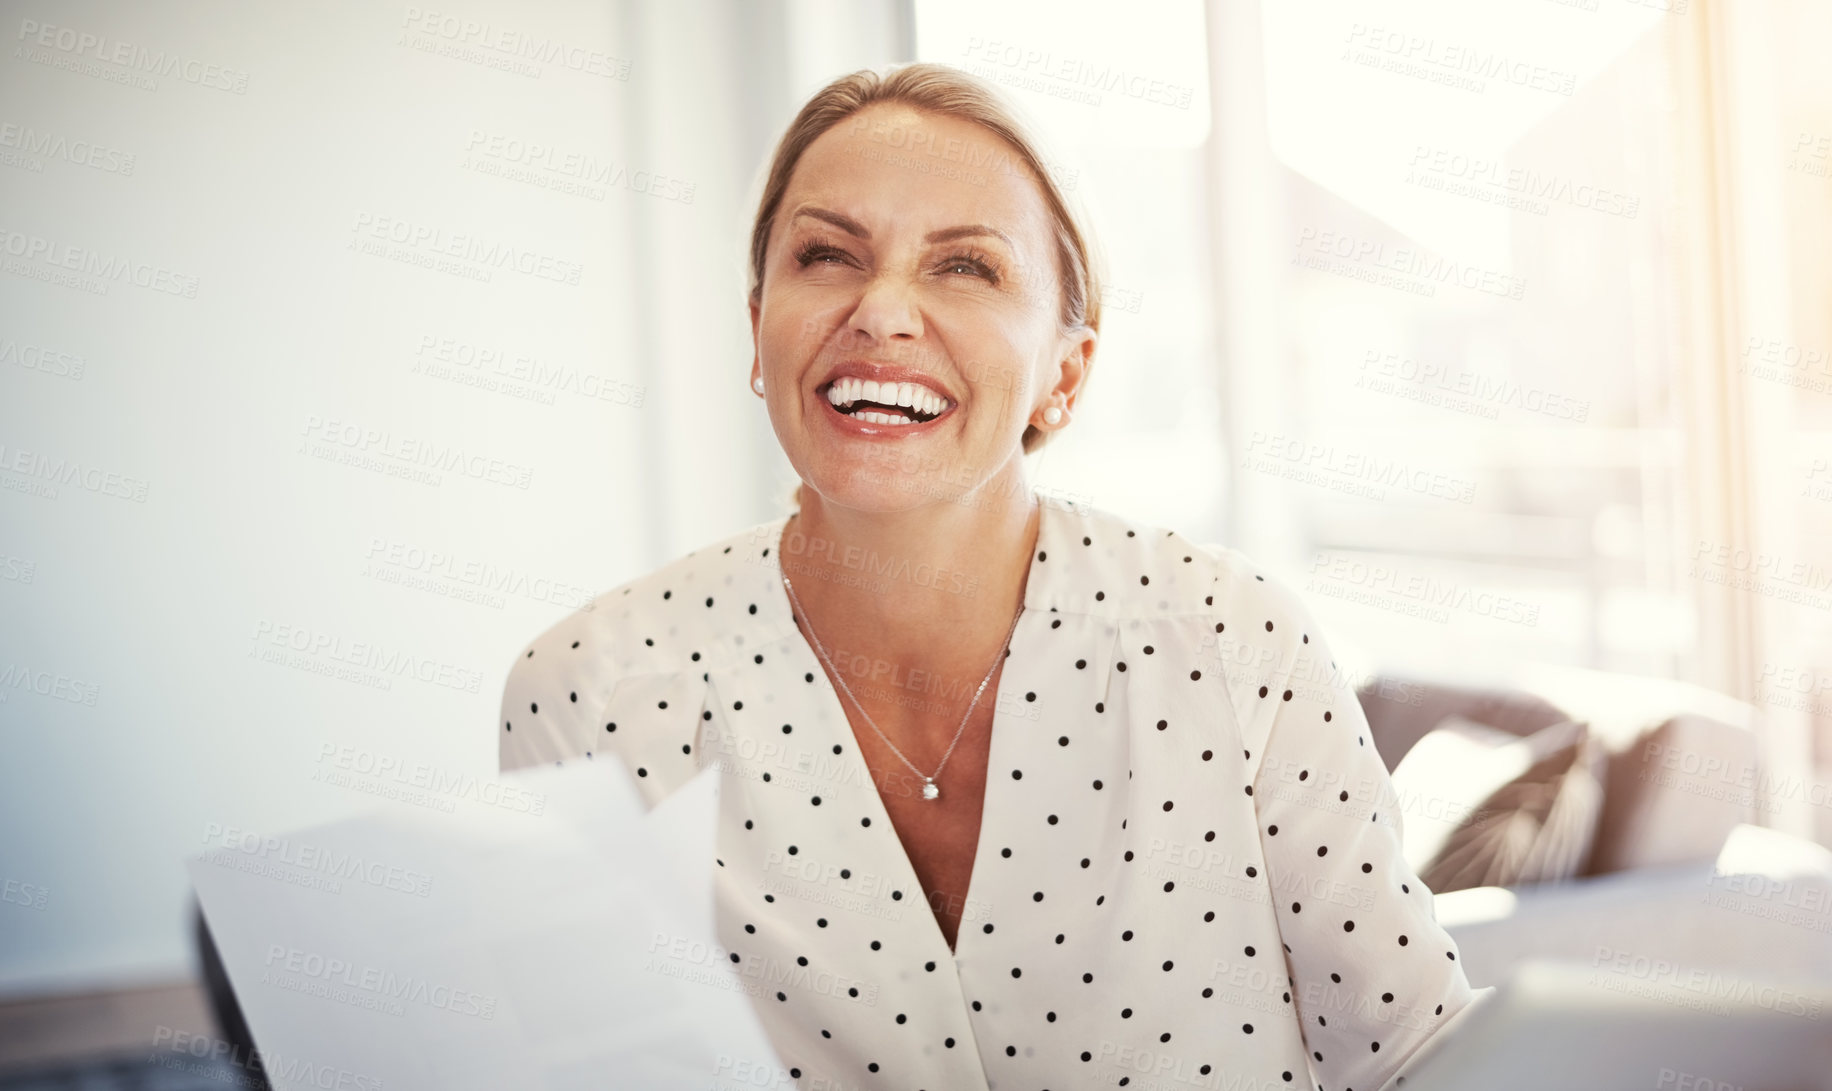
[{"xmin": 187, "ymin": 760, "xmax": 786, "ymax": 1091}]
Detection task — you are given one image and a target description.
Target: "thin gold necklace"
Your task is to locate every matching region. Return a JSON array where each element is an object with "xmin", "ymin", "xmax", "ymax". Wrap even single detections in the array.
[{"xmin": 781, "ymin": 568, "xmax": 1024, "ymax": 802}]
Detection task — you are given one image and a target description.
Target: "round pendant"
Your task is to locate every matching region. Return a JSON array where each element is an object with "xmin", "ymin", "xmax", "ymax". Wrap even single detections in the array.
[{"xmin": 921, "ymin": 780, "xmax": 940, "ymax": 800}]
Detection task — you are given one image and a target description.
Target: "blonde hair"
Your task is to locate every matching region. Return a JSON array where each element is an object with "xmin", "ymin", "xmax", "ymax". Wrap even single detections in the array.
[{"xmin": 747, "ymin": 61, "xmax": 1102, "ymax": 507}]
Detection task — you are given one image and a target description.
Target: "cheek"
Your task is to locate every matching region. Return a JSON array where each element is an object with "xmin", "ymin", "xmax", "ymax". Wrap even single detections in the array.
[
  {"xmin": 760, "ymin": 320, "xmax": 816, "ymax": 374},
  {"xmin": 965, "ymin": 366, "xmax": 1037, "ymax": 425}
]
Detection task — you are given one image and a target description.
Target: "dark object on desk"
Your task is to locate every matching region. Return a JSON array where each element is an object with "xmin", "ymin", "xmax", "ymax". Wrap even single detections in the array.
[
  {"xmin": 0, "ymin": 1049, "xmax": 250, "ymax": 1090},
  {"xmin": 190, "ymin": 901, "xmax": 268, "ymax": 1089}
]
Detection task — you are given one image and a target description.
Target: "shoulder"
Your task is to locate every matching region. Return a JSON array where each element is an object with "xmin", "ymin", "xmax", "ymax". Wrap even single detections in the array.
[
  {"xmin": 497, "ymin": 514, "xmax": 792, "ymax": 770},
  {"xmin": 1054, "ymin": 499, "xmax": 1337, "ymax": 751},
  {"xmin": 1200, "ymin": 542, "xmax": 1325, "ymax": 642},
  {"xmin": 1047, "ymin": 498, "xmax": 1319, "ymax": 634},
  {"xmin": 504, "ymin": 516, "xmax": 791, "ymax": 679}
]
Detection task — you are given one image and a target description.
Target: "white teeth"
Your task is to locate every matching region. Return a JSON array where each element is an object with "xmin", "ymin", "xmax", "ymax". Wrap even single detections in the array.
[
  {"xmin": 855, "ymin": 410, "xmax": 916, "ymax": 425},
  {"xmin": 823, "ymin": 374, "xmax": 953, "ymax": 416}
]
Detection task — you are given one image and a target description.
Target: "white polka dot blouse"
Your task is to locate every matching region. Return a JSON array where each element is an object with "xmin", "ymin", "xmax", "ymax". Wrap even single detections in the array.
[{"xmin": 499, "ymin": 491, "xmax": 1475, "ymax": 1091}]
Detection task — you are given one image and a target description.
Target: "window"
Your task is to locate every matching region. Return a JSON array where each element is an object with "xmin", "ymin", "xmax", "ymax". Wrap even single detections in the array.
[{"xmin": 914, "ymin": 0, "xmax": 1225, "ymax": 537}]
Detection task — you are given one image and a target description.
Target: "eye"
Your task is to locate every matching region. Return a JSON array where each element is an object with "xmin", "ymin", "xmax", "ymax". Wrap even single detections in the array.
[
  {"xmin": 938, "ymin": 250, "xmax": 1002, "ymax": 285},
  {"xmin": 794, "ymin": 241, "xmax": 851, "ymax": 267}
]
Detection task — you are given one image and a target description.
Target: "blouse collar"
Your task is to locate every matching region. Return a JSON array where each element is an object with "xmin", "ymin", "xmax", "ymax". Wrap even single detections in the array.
[
  {"xmin": 649, "ymin": 487, "xmax": 1207, "ymax": 682},
  {"xmin": 749, "ymin": 485, "xmax": 1081, "ymax": 631}
]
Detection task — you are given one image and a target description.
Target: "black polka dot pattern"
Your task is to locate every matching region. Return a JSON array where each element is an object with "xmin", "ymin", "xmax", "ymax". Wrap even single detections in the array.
[{"xmin": 498, "ymin": 493, "xmax": 1475, "ymax": 1090}]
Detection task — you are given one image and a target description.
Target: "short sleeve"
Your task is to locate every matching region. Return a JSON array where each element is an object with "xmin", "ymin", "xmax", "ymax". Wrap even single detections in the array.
[
  {"xmin": 1245, "ymin": 591, "xmax": 1476, "ymax": 1091},
  {"xmin": 497, "ymin": 613, "xmax": 616, "ymax": 773},
  {"xmin": 496, "ymin": 603, "xmax": 713, "ymax": 808}
]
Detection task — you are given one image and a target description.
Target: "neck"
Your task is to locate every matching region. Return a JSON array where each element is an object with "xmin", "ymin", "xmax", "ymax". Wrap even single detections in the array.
[{"xmin": 781, "ymin": 466, "xmax": 1039, "ymax": 681}]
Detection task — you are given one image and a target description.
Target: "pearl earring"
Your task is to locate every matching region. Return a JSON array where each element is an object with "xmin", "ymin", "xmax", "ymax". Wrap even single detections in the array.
[
  {"xmin": 1043, "ymin": 406, "xmax": 1063, "ymax": 425},
  {"xmin": 752, "ymin": 376, "xmax": 765, "ymax": 394}
]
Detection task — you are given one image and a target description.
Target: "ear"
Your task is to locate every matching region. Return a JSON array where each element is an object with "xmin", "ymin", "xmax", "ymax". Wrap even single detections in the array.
[
  {"xmin": 749, "ymin": 297, "xmax": 763, "ymax": 390},
  {"xmin": 1050, "ymin": 325, "xmax": 1099, "ymax": 412}
]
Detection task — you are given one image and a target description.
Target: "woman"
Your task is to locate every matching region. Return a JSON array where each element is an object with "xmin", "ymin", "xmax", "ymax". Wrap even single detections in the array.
[{"xmin": 499, "ymin": 62, "xmax": 1476, "ymax": 1091}]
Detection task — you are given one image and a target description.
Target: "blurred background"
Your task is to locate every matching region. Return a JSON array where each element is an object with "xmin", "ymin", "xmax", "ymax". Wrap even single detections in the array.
[{"xmin": 4, "ymin": 0, "xmax": 1831, "ymax": 1084}]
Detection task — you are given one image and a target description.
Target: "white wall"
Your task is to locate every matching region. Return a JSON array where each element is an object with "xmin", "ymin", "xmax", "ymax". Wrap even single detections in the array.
[{"xmin": 0, "ymin": 0, "xmax": 905, "ymax": 996}]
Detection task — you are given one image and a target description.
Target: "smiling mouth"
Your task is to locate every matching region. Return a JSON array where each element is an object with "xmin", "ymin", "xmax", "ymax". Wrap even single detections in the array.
[{"xmin": 823, "ymin": 377, "xmax": 954, "ymax": 425}]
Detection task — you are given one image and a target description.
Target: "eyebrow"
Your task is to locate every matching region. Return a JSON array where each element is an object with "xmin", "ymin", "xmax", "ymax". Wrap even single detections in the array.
[{"xmin": 790, "ymin": 206, "xmax": 1014, "ymax": 249}]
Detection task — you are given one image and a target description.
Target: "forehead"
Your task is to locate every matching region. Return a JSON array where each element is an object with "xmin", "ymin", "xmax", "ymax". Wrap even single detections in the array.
[{"xmin": 783, "ymin": 104, "xmax": 1053, "ymax": 249}]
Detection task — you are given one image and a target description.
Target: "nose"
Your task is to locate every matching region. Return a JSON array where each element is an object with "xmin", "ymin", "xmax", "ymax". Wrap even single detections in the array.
[{"xmin": 845, "ymin": 272, "xmax": 922, "ymax": 345}]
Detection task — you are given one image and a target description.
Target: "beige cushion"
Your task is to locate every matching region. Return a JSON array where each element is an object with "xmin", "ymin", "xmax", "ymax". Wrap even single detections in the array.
[
  {"xmin": 1585, "ymin": 713, "xmax": 1759, "ymax": 875},
  {"xmin": 1391, "ymin": 716, "xmax": 1606, "ymax": 892},
  {"xmin": 1354, "ymin": 677, "xmax": 1572, "ymax": 772}
]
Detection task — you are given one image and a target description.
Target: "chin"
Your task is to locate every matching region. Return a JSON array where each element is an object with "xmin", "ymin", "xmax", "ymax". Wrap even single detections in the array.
[{"xmin": 798, "ymin": 465, "xmax": 955, "ymax": 514}]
